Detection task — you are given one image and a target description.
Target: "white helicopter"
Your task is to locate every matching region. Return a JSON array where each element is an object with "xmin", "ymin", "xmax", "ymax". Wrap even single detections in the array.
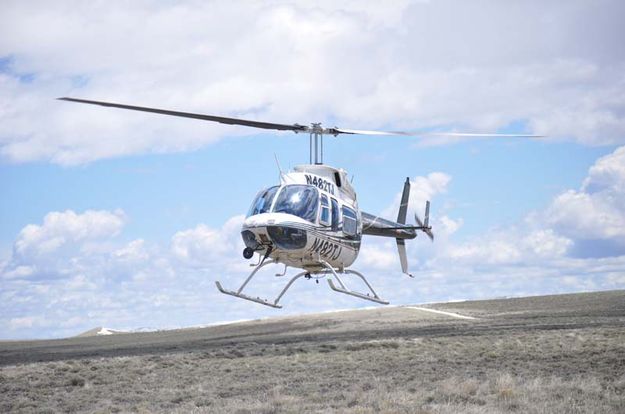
[{"xmin": 59, "ymin": 97, "xmax": 539, "ymax": 308}]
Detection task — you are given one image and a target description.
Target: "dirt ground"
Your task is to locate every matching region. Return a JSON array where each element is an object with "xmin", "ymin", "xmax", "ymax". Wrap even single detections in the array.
[{"xmin": 1, "ymin": 290, "xmax": 624, "ymax": 413}]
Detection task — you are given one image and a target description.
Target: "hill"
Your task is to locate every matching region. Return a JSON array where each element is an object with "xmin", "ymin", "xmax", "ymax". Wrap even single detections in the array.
[{"xmin": 1, "ymin": 290, "xmax": 624, "ymax": 413}]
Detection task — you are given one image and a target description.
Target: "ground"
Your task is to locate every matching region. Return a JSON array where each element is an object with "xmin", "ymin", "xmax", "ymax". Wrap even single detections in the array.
[{"xmin": 1, "ymin": 290, "xmax": 624, "ymax": 413}]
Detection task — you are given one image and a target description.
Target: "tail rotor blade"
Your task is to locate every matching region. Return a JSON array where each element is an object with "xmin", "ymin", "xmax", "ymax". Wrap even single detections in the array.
[
  {"xmin": 414, "ymin": 212, "xmax": 434, "ymax": 242},
  {"xmin": 414, "ymin": 213, "xmax": 424, "ymax": 228},
  {"xmin": 424, "ymin": 200, "xmax": 430, "ymax": 228},
  {"xmin": 425, "ymin": 228, "xmax": 434, "ymax": 242}
]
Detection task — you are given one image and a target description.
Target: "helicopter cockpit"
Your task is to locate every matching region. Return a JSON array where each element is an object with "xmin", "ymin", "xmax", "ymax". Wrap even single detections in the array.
[{"xmin": 247, "ymin": 184, "xmax": 319, "ymax": 223}]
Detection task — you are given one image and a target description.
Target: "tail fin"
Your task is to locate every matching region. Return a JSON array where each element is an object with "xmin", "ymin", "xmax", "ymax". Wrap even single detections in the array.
[
  {"xmin": 397, "ymin": 177, "xmax": 410, "ymax": 224},
  {"xmin": 396, "ymin": 178, "xmax": 414, "ymax": 277}
]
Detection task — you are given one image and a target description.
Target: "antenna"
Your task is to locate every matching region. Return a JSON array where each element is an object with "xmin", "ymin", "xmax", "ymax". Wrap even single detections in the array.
[{"xmin": 274, "ymin": 153, "xmax": 285, "ymax": 181}]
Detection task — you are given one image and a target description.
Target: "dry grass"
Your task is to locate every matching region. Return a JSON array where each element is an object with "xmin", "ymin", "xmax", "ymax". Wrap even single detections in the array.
[
  {"xmin": 2, "ymin": 327, "xmax": 624, "ymax": 413},
  {"xmin": 1, "ymin": 290, "xmax": 624, "ymax": 413}
]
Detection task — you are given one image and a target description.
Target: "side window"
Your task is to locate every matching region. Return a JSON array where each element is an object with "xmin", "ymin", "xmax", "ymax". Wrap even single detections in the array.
[
  {"xmin": 320, "ymin": 194, "xmax": 330, "ymax": 225},
  {"xmin": 331, "ymin": 198, "xmax": 339, "ymax": 231},
  {"xmin": 342, "ymin": 206, "xmax": 358, "ymax": 236}
]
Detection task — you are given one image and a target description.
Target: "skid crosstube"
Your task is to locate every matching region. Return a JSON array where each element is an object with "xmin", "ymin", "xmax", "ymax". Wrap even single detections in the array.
[{"xmin": 216, "ymin": 257, "xmax": 390, "ymax": 308}]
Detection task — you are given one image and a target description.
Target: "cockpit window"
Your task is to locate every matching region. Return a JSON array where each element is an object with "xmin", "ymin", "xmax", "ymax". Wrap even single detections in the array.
[
  {"xmin": 247, "ymin": 186, "xmax": 279, "ymax": 217},
  {"xmin": 273, "ymin": 185, "xmax": 319, "ymax": 223}
]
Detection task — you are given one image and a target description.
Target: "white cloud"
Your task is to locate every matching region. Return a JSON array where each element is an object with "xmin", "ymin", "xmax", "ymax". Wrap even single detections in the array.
[
  {"xmin": 359, "ymin": 239, "xmax": 397, "ymax": 271},
  {"xmin": 3, "ymin": 144, "xmax": 625, "ymax": 340},
  {"xmin": 359, "ymin": 147, "xmax": 625, "ymax": 304},
  {"xmin": 2, "ymin": 0, "xmax": 625, "ymax": 337},
  {"xmin": 1, "ymin": 1, "xmax": 624, "ymax": 164},
  {"xmin": 9, "ymin": 316, "xmax": 41, "ymax": 329},
  {"xmin": 2, "ymin": 264, "xmax": 34, "ymax": 279},
  {"xmin": 381, "ymin": 172, "xmax": 451, "ymax": 220},
  {"xmin": 1, "ymin": 210, "xmax": 263, "ymax": 339},
  {"xmin": 542, "ymin": 147, "xmax": 625, "ymax": 256},
  {"xmin": 113, "ymin": 239, "xmax": 149, "ymax": 262},
  {"xmin": 6, "ymin": 209, "xmax": 126, "ymax": 275},
  {"xmin": 523, "ymin": 229, "xmax": 573, "ymax": 259},
  {"xmin": 436, "ymin": 228, "xmax": 573, "ymax": 266},
  {"xmin": 171, "ymin": 215, "xmax": 245, "ymax": 268},
  {"xmin": 415, "ymin": 145, "xmax": 625, "ymax": 269}
]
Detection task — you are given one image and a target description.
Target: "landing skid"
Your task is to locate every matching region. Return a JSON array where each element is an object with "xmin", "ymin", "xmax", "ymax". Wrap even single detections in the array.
[
  {"xmin": 215, "ymin": 257, "xmax": 389, "ymax": 308},
  {"xmin": 322, "ymin": 265, "xmax": 389, "ymax": 305},
  {"xmin": 216, "ymin": 271, "xmax": 310, "ymax": 309}
]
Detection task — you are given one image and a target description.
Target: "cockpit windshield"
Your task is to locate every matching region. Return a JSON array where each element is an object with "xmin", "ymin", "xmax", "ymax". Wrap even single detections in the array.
[
  {"xmin": 273, "ymin": 185, "xmax": 319, "ymax": 223},
  {"xmin": 247, "ymin": 186, "xmax": 279, "ymax": 217}
]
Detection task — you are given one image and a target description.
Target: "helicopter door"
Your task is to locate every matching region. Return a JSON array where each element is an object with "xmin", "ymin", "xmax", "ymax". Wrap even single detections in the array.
[{"xmin": 342, "ymin": 206, "xmax": 358, "ymax": 237}]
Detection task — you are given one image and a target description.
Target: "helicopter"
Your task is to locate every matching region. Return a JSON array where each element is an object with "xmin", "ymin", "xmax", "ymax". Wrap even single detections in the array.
[{"xmin": 58, "ymin": 97, "xmax": 539, "ymax": 308}]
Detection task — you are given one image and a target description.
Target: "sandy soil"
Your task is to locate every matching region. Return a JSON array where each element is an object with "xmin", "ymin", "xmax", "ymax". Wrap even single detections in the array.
[{"xmin": 1, "ymin": 290, "xmax": 624, "ymax": 413}]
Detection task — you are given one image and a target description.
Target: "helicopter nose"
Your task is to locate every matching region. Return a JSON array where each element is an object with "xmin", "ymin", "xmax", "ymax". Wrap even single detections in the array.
[
  {"xmin": 241, "ymin": 230, "xmax": 259, "ymax": 250},
  {"xmin": 267, "ymin": 226, "xmax": 307, "ymax": 250}
]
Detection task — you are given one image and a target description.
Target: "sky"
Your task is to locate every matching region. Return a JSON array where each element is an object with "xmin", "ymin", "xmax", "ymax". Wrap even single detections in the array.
[{"xmin": 1, "ymin": 0, "xmax": 624, "ymax": 339}]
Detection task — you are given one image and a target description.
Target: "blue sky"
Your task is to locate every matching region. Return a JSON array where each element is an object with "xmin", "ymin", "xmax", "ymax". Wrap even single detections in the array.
[
  {"xmin": 1, "ymin": 1, "xmax": 624, "ymax": 339},
  {"xmin": 0, "ymin": 137, "xmax": 612, "ymax": 247}
]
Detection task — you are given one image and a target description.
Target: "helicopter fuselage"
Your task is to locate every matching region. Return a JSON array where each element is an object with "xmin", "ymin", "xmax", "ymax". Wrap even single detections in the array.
[
  {"xmin": 242, "ymin": 212, "xmax": 360, "ymax": 271},
  {"xmin": 241, "ymin": 164, "xmax": 362, "ymax": 272}
]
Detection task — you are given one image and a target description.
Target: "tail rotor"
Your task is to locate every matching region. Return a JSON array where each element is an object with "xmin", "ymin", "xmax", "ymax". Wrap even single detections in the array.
[
  {"xmin": 415, "ymin": 201, "xmax": 434, "ymax": 241},
  {"xmin": 394, "ymin": 178, "xmax": 434, "ymax": 278}
]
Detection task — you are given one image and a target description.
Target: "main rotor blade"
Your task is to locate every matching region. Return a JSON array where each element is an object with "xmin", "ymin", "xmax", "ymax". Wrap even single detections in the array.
[
  {"xmin": 57, "ymin": 97, "xmax": 309, "ymax": 133},
  {"xmin": 328, "ymin": 127, "xmax": 411, "ymax": 136},
  {"xmin": 329, "ymin": 129, "xmax": 542, "ymax": 138},
  {"xmin": 58, "ymin": 97, "xmax": 543, "ymax": 139},
  {"xmin": 426, "ymin": 132, "xmax": 543, "ymax": 137}
]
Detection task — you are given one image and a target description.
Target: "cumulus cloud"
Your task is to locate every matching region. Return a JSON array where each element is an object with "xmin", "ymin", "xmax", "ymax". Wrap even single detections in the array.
[
  {"xmin": 2, "ymin": 209, "xmax": 126, "ymax": 281},
  {"xmin": 1, "ymin": 1, "xmax": 624, "ymax": 164},
  {"xmin": 542, "ymin": 147, "xmax": 625, "ymax": 257},
  {"xmin": 3, "ymin": 143, "xmax": 625, "ymax": 340},
  {"xmin": 2, "ymin": 1, "xmax": 625, "ymax": 338},
  {"xmin": 0, "ymin": 209, "xmax": 211, "ymax": 338},
  {"xmin": 419, "ymin": 146, "xmax": 625, "ymax": 271},
  {"xmin": 12, "ymin": 209, "xmax": 125, "ymax": 259},
  {"xmin": 170, "ymin": 215, "xmax": 247, "ymax": 271},
  {"xmin": 381, "ymin": 172, "xmax": 451, "ymax": 220},
  {"xmin": 358, "ymin": 146, "xmax": 625, "ymax": 304},
  {"xmin": 438, "ymin": 228, "xmax": 573, "ymax": 266},
  {"xmin": 1, "ymin": 210, "xmax": 309, "ymax": 339},
  {"xmin": 360, "ymin": 171, "xmax": 455, "ymax": 272}
]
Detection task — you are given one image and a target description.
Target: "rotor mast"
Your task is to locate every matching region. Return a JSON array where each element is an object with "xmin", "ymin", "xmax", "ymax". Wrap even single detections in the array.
[{"xmin": 310, "ymin": 123, "xmax": 324, "ymax": 165}]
